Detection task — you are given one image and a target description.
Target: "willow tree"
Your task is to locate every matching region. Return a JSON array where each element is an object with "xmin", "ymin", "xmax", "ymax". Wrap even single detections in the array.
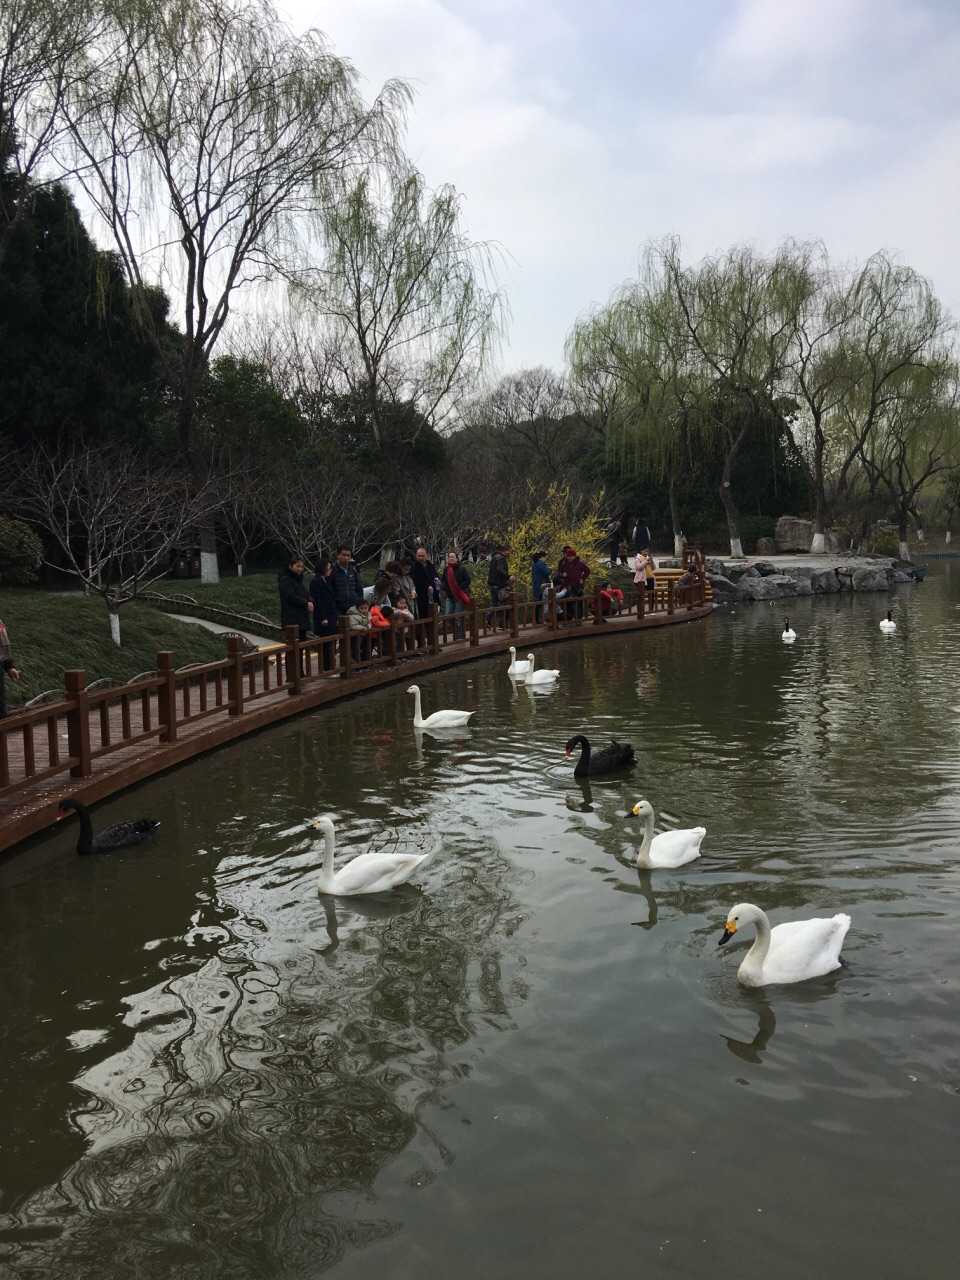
[
  {"xmin": 63, "ymin": 0, "xmax": 408, "ymax": 581},
  {"xmin": 854, "ymin": 360, "xmax": 960, "ymax": 562},
  {"xmin": 0, "ymin": 0, "xmax": 100, "ymax": 264},
  {"xmin": 291, "ymin": 165, "xmax": 504, "ymax": 458}
]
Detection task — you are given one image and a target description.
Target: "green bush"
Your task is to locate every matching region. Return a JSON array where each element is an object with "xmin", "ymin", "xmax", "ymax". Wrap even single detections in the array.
[
  {"xmin": 0, "ymin": 517, "xmax": 43, "ymax": 585},
  {"xmin": 738, "ymin": 516, "xmax": 777, "ymax": 553}
]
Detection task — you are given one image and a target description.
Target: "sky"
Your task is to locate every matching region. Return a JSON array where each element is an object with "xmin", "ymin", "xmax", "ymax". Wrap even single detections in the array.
[{"xmin": 282, "ymin": 0, "xmax": 960, "ymax": 377}]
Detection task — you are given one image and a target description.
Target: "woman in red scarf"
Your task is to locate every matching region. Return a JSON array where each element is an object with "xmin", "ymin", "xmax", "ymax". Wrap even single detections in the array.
[{"xmin": 443, "ymin": 551, "xmax": 472, "ymax": 640}]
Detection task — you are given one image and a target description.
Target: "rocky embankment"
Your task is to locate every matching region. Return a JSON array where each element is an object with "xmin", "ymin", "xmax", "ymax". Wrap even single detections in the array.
[{"xmin": 705, "ymin": 557, "xmax": 915, "ymax": 603}]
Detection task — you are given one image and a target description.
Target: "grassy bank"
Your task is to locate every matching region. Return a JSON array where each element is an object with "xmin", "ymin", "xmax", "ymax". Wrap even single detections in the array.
[
  {"xmin": 0, "ymin": 589, "xmax": 237, "ymax": 710},
  {"xmin": 146, "ymin": 572, "xmax": 283, "ymax": 632}
]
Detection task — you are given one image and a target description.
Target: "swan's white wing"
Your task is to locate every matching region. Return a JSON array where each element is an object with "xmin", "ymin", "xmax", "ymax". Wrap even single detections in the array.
[
  {"xmin": 649, "ymin": 827, "xmax": 706, "ymax": 867},
  {"xmin": 763, "ymin": 915, "xmax": 851, "ymax": 983},
  {"xmin": 332, "ymin": 852, "xmax": 428, "ymax": 895},
  {"xmin": 423, "ymin": 710, "xmax": 474, "ymax": 727}
]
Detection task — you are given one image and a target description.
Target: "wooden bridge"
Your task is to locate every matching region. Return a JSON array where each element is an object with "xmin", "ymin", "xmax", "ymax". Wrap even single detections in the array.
[{"xmin": 0, "ymin": 579, "xmax": 710, "ymax": 858}]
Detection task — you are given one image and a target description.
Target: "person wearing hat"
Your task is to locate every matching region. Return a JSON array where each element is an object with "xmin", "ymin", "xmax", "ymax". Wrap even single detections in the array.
[
  {"xmin": 487, "ymin": 543, "xmax": 515, "ymax": 625},
  {"xmin": 558, "ymin": 546, "xmax": 590, "ymax": 623}
]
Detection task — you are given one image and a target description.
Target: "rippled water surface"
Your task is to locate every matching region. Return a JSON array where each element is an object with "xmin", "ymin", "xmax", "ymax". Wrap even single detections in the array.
[{"xmin": 2, "ymin": 565, "xmax": 960, "ymax": 1279}]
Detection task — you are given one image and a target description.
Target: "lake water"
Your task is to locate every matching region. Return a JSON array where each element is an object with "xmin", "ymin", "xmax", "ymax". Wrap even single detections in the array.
[{"xmin": 2, "ymin": 563, "xmax": 959, "ymax": 1280}]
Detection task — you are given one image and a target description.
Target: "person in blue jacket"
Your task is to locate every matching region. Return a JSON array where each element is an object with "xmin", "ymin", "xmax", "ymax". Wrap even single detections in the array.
[
  {"xmin": 331, "ymin": 545, "xmax": 364, "ymax": 614},
  {"xmin": 531, "ymin": 551, "xmax": 552, "ymax": 622}
]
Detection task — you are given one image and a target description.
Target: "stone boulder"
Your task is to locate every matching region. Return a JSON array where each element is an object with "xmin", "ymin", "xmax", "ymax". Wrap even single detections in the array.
[
  {"xmin": 812, "ymin": 570, "xmax": 841, "ymax": 593},
  {"xmin": 738, "ymin": 575, "xmax": 789, "ymax": 600},
  {"xmin": 755, "ymin": 537, "xmax": 777, "ymax": 556},
  {"xmin": 781, "ymin": 567, "xmax": 814, "ymax": 596},
  {"xmin": 887, "ymin": 569, "xmax": 913, "ymax": 584},
  {"xmin": 751, "ymin": 560, "xmax": 778, "ymax": 576},
  {"xmin": 765, "ymin": 574, "xmax": 799, "ymax": 597},
  {"xmin": 851, "ymin": 567, "xmax": 890, "ymax": 592},
  {"xmin": 775, "ymin": 516, "xmax": 815, "ymax": 552},
  {"xmin": 708, "ymin": 574, "xmax": 742, "ymax": 602}
]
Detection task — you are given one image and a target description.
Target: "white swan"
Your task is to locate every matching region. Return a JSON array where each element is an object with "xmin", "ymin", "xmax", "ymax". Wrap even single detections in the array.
[
  {"xmin": 631, "ymin": 799, "xmax": 706, "ymax": 869},
  {"xmin": 507, "ymin": 646, "xmax": 531, "ymax": 679},
  {"xmin": 880, "ymin": 610, "xmax": 897, "ymax": 632},
  {"xmin": 309, "ymin": 816, "xmax": 431, "ymax": 895},
  {"xmin": 525, "ymin": 653, "xmax": 559, "ymax": 685},
  {"xmin": 782, "ymin": 617, "xmax": 796, "ymax": 642},
  {"xmin": 406, "ymin": 684, "xmax": 474, "ymax": 728},
  {"xmin": 719, "ymin": 902, "xmax": 851, "ymax": 987}
]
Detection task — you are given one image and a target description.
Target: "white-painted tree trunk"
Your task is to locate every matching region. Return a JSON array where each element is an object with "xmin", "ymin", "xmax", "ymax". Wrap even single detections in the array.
[
  {"xmin": 916, "ymin": 527, "xmax": 925, "ymax": 542},
  {"xmin": 200, "ymin": 550, "xmax": 220, "ymax": 584},
  {"xmin": 729, "ymin": 535, "xmax": 744, "ymax": 558},
  {"xmin": 237, "ymin": 564, "xmax": 244, "ymax": 576},
  {"xmin": 379, "ymin": 544, "xmax": 398, "ymax": 569},
  {"xmin": 810, "ymin": 532, "xmax": 825, "ymax": 553},
  {"xmin": 674, "ymin": 532, "xmax": 684, "ymax": 557},
  {"xmin": 898, "ymin": 538, "xmax": 911, "ymax": 562},
  {"xmin": 946, "ymin": 530, "xmax": 952, "ymax": 544},
  {"xmin": 109, "ymin": 608, "xmax": 121, "ymax": 646}
]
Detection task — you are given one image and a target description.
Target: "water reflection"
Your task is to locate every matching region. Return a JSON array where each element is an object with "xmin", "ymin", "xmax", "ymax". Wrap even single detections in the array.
[
  {"xmin": 722, "ymin": 997, "xmax": 777, "ymax": 1063},
  {"xmin": 0, "ymin": 834, "xmax": 526, "ymax": 1277}
]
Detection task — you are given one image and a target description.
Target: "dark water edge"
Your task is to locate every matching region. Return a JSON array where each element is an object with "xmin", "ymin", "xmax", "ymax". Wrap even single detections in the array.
[{"xmin": 1, "ymin": 565, "xmax": 959, "ymax": 1280}]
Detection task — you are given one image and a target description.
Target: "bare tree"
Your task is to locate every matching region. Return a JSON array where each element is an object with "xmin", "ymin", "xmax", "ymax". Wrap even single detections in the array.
[
  {"xmin": 14, "ymin": 440, "xmax": 214, "ymax": 643},
  {"xmin": 260, "ymin": 460, "xmax": 373, "ymax": 567},
  {"xmin": 62, "ymin": 0, "xmax": 409, "ymax": 581}
]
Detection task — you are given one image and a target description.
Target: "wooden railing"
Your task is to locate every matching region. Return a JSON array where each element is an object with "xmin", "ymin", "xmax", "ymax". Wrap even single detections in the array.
[{"xmin": 0, "ymin": 583, "xmax": 706, "ymax": 803}]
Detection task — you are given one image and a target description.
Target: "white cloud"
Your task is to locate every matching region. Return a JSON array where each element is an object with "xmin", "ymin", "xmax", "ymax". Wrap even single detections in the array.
[{"xmin": 279, "ymin": 0, "xmax": 960, "ymax": 374}]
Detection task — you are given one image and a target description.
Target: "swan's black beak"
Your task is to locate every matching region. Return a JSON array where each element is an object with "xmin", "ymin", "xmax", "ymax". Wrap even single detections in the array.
[{"xmin": 718, "ymin": 922, "xmax": 736, "ymax": 947}]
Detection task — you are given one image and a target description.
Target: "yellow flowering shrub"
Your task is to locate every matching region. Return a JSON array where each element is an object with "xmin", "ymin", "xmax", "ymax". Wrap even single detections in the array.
[{"xmin": 489, "ymin": 483, "xmax": 609, "ymax": 603}]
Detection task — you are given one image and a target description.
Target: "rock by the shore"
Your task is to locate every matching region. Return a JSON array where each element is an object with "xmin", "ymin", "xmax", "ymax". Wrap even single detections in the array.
[
  {"xmin": 775, "ymin": 516, "xmax": 843, "ymax": 553},
  {"xmin": 755, "ymin": 537, "xmax": 777, "ymax": 556},
  {"xmin": 707, "ymin": 554, "xmax": 911, "ymax": 603}
]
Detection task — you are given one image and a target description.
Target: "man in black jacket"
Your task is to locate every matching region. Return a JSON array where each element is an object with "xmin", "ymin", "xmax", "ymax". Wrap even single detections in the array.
[
  {"xmin": 278, "ymin": 555, "xmax": 313, "ymax": 673},
  {"xmin": 631, "ymin": 518, "xmax": 651, "ymax": 554},
  {"xmin": 331, "ymin": 545, "xmax": 364, "ymax": 615},
  {"xmin": 487, "ymin": 544, "xmax": 514, "ymax": 624}
]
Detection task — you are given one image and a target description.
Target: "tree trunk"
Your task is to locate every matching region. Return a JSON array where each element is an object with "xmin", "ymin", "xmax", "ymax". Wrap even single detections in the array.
[
  {"xmin": 108, "ymin": 602, "xmax": 121, "ymax": 646},
  {"xmin": 667, "ymin": 470, "xmax": 683, "ymax": 558},
  {"xmin": 898, "ymin": 513, "xmax": 912, "ymax": 563},
  {"xmin": 237, "ymin": 563, "xmax": 244, "ymax": 576},
  {"xmin": 720, "ymin": 480, "xmax": 743, "ymax": 558},
  {"xmin": 200, "ymin": 521, "xmax": 219, "ymax": 584}
]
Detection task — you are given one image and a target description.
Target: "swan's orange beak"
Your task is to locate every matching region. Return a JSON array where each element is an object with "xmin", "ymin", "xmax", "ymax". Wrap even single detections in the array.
[{"xmin": 718, "ymin": 921, "xmax": 736, "ymax": 946}]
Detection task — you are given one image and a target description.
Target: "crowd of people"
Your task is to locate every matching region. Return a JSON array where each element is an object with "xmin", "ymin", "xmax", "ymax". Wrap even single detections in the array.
[{"xmin": 277, "ymin": 515, "xmax": 704, "ymax": 656}]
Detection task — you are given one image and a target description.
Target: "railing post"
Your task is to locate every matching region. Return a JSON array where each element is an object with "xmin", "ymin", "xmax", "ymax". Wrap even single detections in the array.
[
  {"xmin": 469, "ymin": 600, "xmax": 479, "ymax": 647},
  {"xmin": 338, "ymin": 616, "xmax": 353, "ymax": 678},
  {"xmin": 157, "ymin": 651, "xmax": 178, "ymax": 743},
  {"xmin": 65, "ymin": 669, "xmax": 92, "ymax": 778},
  {"xmin": 285, "ymin": 625, "xmax": 302, "ymax": 696},
  {"xmin": 227, "ymin": 635, "xmax": 244, "ymax": 715},
  {"xmin": 386, "ymin": 621, "xmax": 398, "ymax": 668},
  {"xmin": 509, "ymin": 591, "xmax": 519, "ymax": 638},
  {"xmin": 667, "ymin": 581, "xmax": 675, "ymax": 616},
  {"xmin": 547, "ymin": 588, "xmax": 557, "ymax": 632},
  {"xmin": 637, "ymin": 586, "xmax": 645, "ymax": 619},
  {"xmin": 429, "ymin": 604, "xmax": 440, "ymax": 656},
  {"xmin": 592, "ymin": 584, "xmax": 603, "ymax": 625}
]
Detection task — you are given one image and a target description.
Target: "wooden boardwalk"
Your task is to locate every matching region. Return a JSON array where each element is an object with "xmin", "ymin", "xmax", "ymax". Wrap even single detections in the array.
[{"xmin": 0, "ymin": 583, "xmax": 710, "ymax": 858}]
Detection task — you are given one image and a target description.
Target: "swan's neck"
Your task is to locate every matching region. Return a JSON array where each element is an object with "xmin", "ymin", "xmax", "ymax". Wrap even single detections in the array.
[
  {"xmin": 317, "ymin": 822, "xmax": 336, "ymax": 889},
  {"xmin": 71, "ymin": 804, "xmax": 94, "ymax": 852},
  {"xmin": 741, "ymin": 911, "xmax": 772, "ymax": 980},
  {"xmin": 528, "ymin": 656, "xmax": 536, "ymax": 674},
  {"xmin": 411, "ymin": 689, "xmax": 424, "ymax": 727},
  {"xmin": 636, "ymin": 809, "xmax": 655, "ymax": 867}
]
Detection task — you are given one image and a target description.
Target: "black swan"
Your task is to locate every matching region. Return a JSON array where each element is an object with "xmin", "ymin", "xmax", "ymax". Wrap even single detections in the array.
[
  {"xmin": 57, "ymin": 796, "xmax": 160, "ymax": 855},
  {"xmin": 564, "ymin": 734, "xmax": 636, "ymax": 778}
]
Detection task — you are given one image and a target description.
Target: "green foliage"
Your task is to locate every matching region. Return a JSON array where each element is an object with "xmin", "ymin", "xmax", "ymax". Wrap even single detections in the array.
[
  {"xmin": 0, "ymin": 160, "xmax": 170, "ymax": 450},
  {"xmin": 0, "ymin": 590, "xmax": 233, "ymax": 709},
  {"xmin": 196, "ymin": 355, "xmax": 303, "ymax": 453},
  {"xmin": 0, "ymin": 517, "xmax": 42, "ymax": 585},
  {"xmin": 737, "ymin": 516, "xmax": 776, "ymax": 553}
]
